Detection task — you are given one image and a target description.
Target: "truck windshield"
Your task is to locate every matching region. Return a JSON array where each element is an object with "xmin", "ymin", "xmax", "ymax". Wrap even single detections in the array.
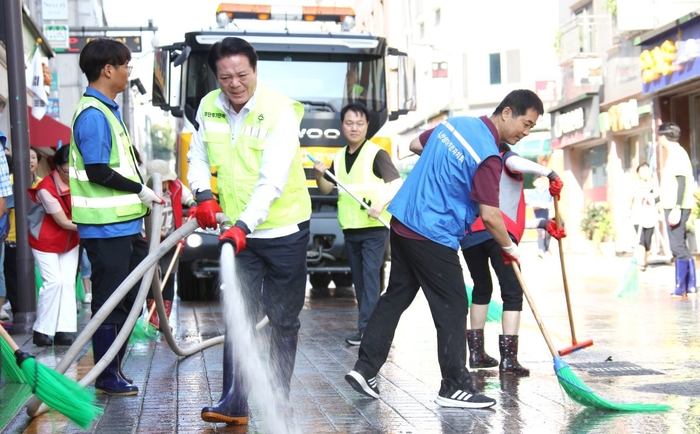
[{"xmin": 184, "ymin": 53, "xmax": 386, "ymax": 121}]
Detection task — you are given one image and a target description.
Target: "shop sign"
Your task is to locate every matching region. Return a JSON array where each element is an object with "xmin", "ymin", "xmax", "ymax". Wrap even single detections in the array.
[
  {"xmin": 550, "ymin": 94, "xmax": 600, "ymax": 148},
  {"xmin": 601, "ymin": 99, "xmax": 639, "ymax": 133},
  {"xmin": 553, "ymin": 107, "xmax": 585, "ymax": 138},
  {"xmin": 42, "ymin": 0, "xmax": 68, "ymax": 21},
  {"xmin": 43, "ymin": 25, "xmax": 69, "ymax": 50},
  {"xmin": 641, "ymin": 19, "xmax": 700, "ymax": 94}
]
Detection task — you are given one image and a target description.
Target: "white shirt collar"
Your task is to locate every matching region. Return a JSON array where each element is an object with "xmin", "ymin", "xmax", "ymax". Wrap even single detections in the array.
[{"xmin": 215, "ymin": 88, "xmax": 257, "ymax": 118}]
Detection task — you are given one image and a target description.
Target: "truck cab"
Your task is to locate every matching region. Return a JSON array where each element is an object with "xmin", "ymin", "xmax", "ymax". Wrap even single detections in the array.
[{"xmin": 152, "ymin": 3, "xmax": 415, "ymax": 300}]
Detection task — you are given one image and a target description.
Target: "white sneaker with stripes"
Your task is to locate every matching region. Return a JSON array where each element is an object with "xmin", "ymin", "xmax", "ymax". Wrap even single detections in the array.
[
  {"xmin": 345, "ymin": 370, "xmax": 380, "ymax": 398},
  {"xmin": 435, "ymin": 380, "xmax": 496, "ymax": 409}
]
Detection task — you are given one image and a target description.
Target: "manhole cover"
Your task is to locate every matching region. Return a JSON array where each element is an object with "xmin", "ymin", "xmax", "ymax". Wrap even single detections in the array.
[{"xmin": 569, "ymin": 362, "xmax": 664, "ymax": 376}]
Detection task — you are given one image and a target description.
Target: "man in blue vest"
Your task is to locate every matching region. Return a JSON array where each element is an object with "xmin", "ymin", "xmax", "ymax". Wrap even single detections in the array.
[
  {"xmin": 345, "ymin": 89, "xmax": 544, "ymax": 409},
  {"xmin": 188, "ymin": 37, "xmax": 311, "ymax": 425},
  {"xmin": 70, "ymin": 38, "xmax": 164, "ymax": 396},
  {"xmin": 312, "ymin": 102, "xmax": 402, "ymax": 346}
]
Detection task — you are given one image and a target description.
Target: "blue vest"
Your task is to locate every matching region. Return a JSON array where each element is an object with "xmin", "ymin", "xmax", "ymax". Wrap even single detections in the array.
[{"xmin": 388, "ymin": 117, "xmax": 499, "ymax": 250}]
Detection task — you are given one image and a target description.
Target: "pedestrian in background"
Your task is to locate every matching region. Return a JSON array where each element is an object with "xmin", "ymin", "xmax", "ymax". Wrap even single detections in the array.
[
  {"xmin": 528, "ymin": 175, "xmax": 554, "ymax": 258},
  {"xmin": 70, "ymin": 38, "xmax": 163, "ymax": 396},
  {"xmin": 28, "ymin": 145, "xmax": 79, "ymax": 347},
  {"xmin": 0, "ymin": 132, "xmax": 15, "ymax": 323},
  {"xmin": 145, "ymin": 159, "xmax": 195, "ymax": 330},
  {"xmin": 312, "ymin": 102, "xmax": 402, "ymax": 346},
  {"xmin": 188, "ymin": 36, "xmax": 311, "ymax": 425},
  {"xmin": 630, "ymin": 162, "xmax": 658, "ymax": 271},
  {"xmin": 345, "ymin": 89, "xmax": 544, "ymax": 409},
  {"xmin": 5, "ymin": 147, "xmax": 42, "ymax": 316},
  {"xmin": 79, "ymin": 247, "xmax": 92, "ymax": 304},
  {"xmin": 658, "ymin": 122, "xmax": 696, "ymax": 297}
]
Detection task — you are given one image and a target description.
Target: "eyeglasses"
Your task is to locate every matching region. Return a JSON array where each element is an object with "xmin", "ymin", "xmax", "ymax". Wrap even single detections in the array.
[
  {"xmin": 343, "ymin": 122, "xmax": 367, "ymax": 129},
  {"xmin": 123, "ymin": 64, "xmax": 133, "ymax": 74}
]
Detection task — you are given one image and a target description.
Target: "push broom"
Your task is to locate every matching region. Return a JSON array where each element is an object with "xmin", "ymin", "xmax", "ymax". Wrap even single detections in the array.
[
  {"xmin": 512, "ymin": 262, "xmax": 670, "ymax": 412},
  {"xmin": 0, "ymin": 326, "xmax": 103, "ymax": 427},
  {"xmin": 553, "ymin": 197, "xmax": 593, "ymax": 356}
]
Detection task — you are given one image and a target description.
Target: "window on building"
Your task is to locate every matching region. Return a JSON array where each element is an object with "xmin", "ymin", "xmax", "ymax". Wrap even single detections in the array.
[
  {"xmin": 419, "ymin": 22, "xmax": 425, "ymax": 40},
  {"xmin": 435, "ymin": 8, "xmax": 441, "ymax": 26},
  {"xmin": 623, "ymin": 132, "xmax": 652, "ymax": 173},
  {"xmin": 583, "ymin": 144, "xmax": 608, "ymax": 188},
  {"xmin": 489, "ymin": 53, "xmax": 501, "ymax": 85}
]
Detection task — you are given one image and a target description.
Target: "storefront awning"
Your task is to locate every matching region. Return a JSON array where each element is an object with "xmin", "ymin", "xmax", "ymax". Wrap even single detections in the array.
[
  {"xmin": 28, "ymin": 109, "xmax": 71, "ymax": 148},
  {"xmin": 511, "ymin": 138, "xmax": 551, "ymax": 159}
]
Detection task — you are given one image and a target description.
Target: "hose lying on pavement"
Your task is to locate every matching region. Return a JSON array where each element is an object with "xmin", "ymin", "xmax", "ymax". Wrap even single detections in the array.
[{"xmin": 26, "ymin": 174, "xmax": 231, "ymax": 418}]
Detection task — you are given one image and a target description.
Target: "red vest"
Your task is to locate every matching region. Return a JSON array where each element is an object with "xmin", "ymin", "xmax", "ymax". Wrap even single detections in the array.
[
  {"xmin": 27, "ymin": 173, "xmax": 79, "ymax": 253},
  {"xmin": 470, "ymin": 152, "xmax": 526, "ymax": 242}
]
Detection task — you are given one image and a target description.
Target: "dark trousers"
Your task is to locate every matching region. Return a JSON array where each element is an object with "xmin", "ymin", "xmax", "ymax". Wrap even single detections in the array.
[
  {"xmin": 344, "ymin": 228, "xmax": 388, "ymax": 333},
  {"xmin": 235, "ymin": 228, "xmax": 309, "ymax": 338},
  {"xmin": 4, "ymin": 242, "xmax": 17, "ymax": 314},
  {"xmin": 354, "ymin": 230, "xmax": 472, "ymax": 389},
  {"xmin": 665, "ymin": 209, "xmax": 691, "ymax": 260},
  {"xmin": 534, "ymin": 208, "xmax": 550, "ymax": 253},
  {"xmin": 83, "ymin": 235, "xmax": 149, "ymax": 325},
  {"xmin": 463, "ymin": 238, "xmax": 522, "ymax": 311}
]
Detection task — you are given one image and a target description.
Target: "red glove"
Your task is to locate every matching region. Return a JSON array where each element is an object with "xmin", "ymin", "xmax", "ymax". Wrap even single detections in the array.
[
  {"xmin": 218, "ymin": 226, "xmax": 247, "ymax": 254},
  {"xmin": 547, "ymin": 171, "xmax": 563, "ymax": 199},
  {"xmin": 195, "ymin": 199, "xmax": 222, "ymax": 229},
  {"xmin": 186, "ymin": 204, "xmax": 198, "ymax": 219},
  {"xmin": 545, "ymin": 220, "xmax": 567, "ymax": 240}
]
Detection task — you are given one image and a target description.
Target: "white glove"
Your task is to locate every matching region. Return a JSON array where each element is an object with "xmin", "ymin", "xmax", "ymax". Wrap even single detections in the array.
[
  {"xmin": 502, "ymin": 243, "xmax": 520, "ymax": 260},
  {"xmin": 137, "ymin": 185, "xmax": 164, "ymax": 209},
  {"xmin": 668, "ymin": 207, "xmax": 681, "ymax": 227}
]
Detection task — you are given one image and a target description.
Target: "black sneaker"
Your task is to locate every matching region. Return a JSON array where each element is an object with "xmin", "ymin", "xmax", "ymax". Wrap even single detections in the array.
[
  {"xmin": 435, "ymin": 380, "xmax": 496, "ymax": 409},
  {"xmin": 345, "ymin": 370, "xmax": 380, "ymax": 398},
  {"xmin": 345, "ymin": 332, "xmax": 362, "ymax": 346}
]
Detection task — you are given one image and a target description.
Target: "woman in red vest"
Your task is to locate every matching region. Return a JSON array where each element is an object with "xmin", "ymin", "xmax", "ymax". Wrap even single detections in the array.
[{"xmin": 28, "ymin": 145, "xmax": 80, "ymax": 347}]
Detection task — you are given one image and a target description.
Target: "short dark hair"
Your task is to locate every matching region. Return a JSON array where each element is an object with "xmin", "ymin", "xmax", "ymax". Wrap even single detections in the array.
[
  {"xmin": 207, "ymin": 37, "xmax": 258, "ymax": 75},
  {"xmin": 636, "ymin": 162, "xmax": 649, "ymax": 173},
  {"xmin": 53, "ymin": 145, "xmax": 69, "ymax": 166},
  {"xmin": 340, "ymin": 102, "xmax": 369, "ymax": 122},
  {"xmin": 79, "ymin": 38, "xmax": 131, "ymax": 83},
  {"xmin": 493, "ymin": 89, "xmax": 544, "ymax": 118},
  {"xmin": 658, "ymin": 122, "xmax": 681, "ymax": 141}
]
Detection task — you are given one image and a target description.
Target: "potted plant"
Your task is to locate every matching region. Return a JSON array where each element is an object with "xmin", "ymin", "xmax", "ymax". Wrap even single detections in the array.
[{"xmin": 580, "ymin": 202, "xmax": 615, "ymax": 256}]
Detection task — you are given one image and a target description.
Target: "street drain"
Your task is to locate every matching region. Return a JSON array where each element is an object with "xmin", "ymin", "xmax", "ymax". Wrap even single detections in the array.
[{"xmin": 569, "ymin": 361, "xmax": 664, "ymax": 376}]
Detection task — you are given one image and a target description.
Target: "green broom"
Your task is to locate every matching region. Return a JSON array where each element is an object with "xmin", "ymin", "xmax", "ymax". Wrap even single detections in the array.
[
  {"xmin": 1, "ymin": 335, "xmax": 26, "ymax": 383},
  {"xmin": 0, "ymin": 326, "xmax": 103, "ymax": 428},
  {"xmin": 614, "ymin": 258, "xmax": 640, "ymax": 298},
  {"xmin": 466, "ymin": 284, "xmax": 503, "ymax": 322},
  {"xmin": 512, "ymin": 262, "xmax": 671, "ymax": 412}
]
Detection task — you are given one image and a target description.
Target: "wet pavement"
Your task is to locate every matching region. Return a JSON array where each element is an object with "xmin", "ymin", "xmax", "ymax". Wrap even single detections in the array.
[{"xmin": 1, "ymin": 241, "xmax": 700, "ymax": 433}]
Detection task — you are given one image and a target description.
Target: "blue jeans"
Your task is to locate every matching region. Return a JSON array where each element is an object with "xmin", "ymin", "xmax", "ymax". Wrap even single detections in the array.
[{"xmin": 344, "ymin": 228, "xmax": 389, "ymax": 333}]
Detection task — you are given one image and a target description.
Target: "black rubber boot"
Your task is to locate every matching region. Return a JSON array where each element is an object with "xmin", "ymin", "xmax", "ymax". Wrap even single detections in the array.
[
  {"xmin": 201, "ymin": 339, "xmax": 249, "ymax": 425},
  {"xmin": 270, "ymin": 332, "xmax": 299, "ymax": 399},
  {"xmin": 116, "ymin": 324, "xmax": 133, "ymax": 384},
  {"xmin": 498, "ymin": 335, "xmax": 530, "ymax": 376},
  {"xmin": 93, "ymin": 324, "xmax": 138, "ymax": 395},
  {"xmin": 467, "ymin": 329, "xmax": 498, "ymax": 369}
]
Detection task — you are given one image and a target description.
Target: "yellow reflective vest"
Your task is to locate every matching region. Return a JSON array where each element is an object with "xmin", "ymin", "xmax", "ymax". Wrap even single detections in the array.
[
  {"xmin": 199, "ymin": 86, "xmax": 311, "ymax": 228},
  {"xmin": 334, "ymin": 141, "xmax": 391, "ymax": 230},
  {"xmin": 69, "ymin": 97, "xmax": 146, "ymax": 224}
]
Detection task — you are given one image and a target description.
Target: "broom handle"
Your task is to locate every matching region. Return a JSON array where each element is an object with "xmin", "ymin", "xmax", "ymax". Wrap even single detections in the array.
[
  {"xmin": 145, "ymin": 240, "xmax": 183, "ymax": 323},
  {"xmin": 307, "ymin": 154, "xmax": 390, "ymax": 229},
  {"xmin": 0, "ymin": 324, "xmax": 20, "ymax": 352},
  {"xmin": 553, "ymin": 196, "xmax": 579, "ymax": 344},
  {"xmin": 512, "ymin": 262, "xmax": 558, "ymax": 358}
]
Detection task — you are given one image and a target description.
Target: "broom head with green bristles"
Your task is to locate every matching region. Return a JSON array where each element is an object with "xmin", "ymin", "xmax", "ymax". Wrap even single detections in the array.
[
  {"xmin": 553, "ymin": 356, "xmax": 670, "ymax": 411},
  {"xmin": 129, "ymin": 316, "xmax": 159, "ymax": 343},
  {"xmin": 466, "ymin": 284, "xmax": 503, "ymax": 322},
  {"xmin": 614, "ymin": 258, "xmax": 639, "ymax": 298},
  {"xmin": 1, "ymin": 337, "xmax": 25, "ymax": 383},
  {"xmin": 15, "ymin": 349, "xmax": 103, "ymax": 428}
]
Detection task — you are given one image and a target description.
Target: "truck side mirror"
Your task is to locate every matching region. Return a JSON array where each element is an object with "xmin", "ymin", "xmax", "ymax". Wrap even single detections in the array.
[
  {"xmin": 387, "ymin": 48, "xmax": 417, "ymax": 120},
  {"xmin": 152, "ymin": 44, "xmax": 187, "ymax": 116}
]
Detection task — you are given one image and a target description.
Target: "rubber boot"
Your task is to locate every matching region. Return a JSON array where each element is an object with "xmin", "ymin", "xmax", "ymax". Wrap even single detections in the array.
[
  {"xmin": 159, "ymin": 300, "xmax": 173, "ymax": 332},
  {"xmin": 115, "ymin": 324, "xmax": 133, "ymax": 384},
  {"xmin": 467, "ymin": 329, "xmax": 498, "ymax": 369},
  {"xmin": 92, "ymin": 324, "xmax": 138, "ymax": 395},
  {"xmin": 270, "ymin": 332, "xmax": 299, "ymax": 399},
  {"xmin": 201, "ymin": 339, "xmax": 249, "ymax": 425},
  {"xmin": 498, "ymin": 335, "xmax": 530, "ymax": 376},
  {"xmin": 672, "ymin": 259, "xmax": 689, "ymax": 297},
  {"xmin": 686, "ymin": 258, "xmax": 697, "ymax": 296}
]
